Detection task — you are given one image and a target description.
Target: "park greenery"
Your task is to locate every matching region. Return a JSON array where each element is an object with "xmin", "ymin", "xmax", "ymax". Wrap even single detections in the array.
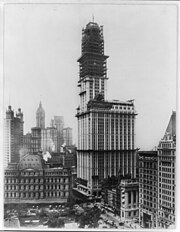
[{"xmin": 4, "ymin": 203, "xmax": 102, "ymax": 228}]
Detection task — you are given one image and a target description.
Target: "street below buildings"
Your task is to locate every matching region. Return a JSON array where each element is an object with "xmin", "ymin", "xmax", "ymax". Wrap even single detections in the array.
[{"xmin": 4, "ymin": 202, "xmax": 141, "ymax": 229}]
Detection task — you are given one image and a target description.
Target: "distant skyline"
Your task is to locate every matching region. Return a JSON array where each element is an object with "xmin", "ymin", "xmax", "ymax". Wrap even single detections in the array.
[{"xmin": 3, "ymin": 3, "xmax": 177, "ymax": 150}]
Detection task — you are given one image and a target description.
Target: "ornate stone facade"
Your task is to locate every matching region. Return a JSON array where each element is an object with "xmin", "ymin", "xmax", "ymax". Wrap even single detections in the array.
[{"xmin": 4, "ymin": 153, "xmax": 75, "ymax": 204}]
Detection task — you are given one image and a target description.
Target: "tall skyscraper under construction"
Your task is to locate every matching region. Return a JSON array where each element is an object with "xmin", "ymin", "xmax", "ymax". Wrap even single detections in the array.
[{"xmin": 76, "ymin": 21, "xmax": 137, "ymax": 197}]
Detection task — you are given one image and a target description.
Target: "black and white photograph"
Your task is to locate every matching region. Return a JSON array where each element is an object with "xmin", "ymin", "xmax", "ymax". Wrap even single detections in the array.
[{"xmin": 1, "ymin": 0, "xmax": 178, "ymax": 230}]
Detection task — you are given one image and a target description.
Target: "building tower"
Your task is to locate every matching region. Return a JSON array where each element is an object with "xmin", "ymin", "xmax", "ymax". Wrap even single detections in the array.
[
  {"xmin": 77, "ymin": 22, "xmax": 108, "ymax": 110},
  {"xmin": 31, "ymin": 127, "xmax": 41, "ymax": 154},
  {"xmin": 76, "ymin": 22, "xmax": 137, "ymax": 197},
  {"xmin": 23, "ymin": 132, "xmax": 32, "ymax": 154},
  {"xmin": 63, "ymin": 127, "xmax": 73, "ymax": 147},
  {"xmin": 3, "ymin": 106, "xmax": 24, "ymax": 168},
  {"xmin": 41, "ymin": 126, "xmax": 58, "ymax": 153},
  {"xmin": 51, "ymin": 116, "xmax": 64, "ymax": 152},
  {"xmin": 157, "ymin": 111, "xmax": 176, "ymax": 228},
  {"xmin": 36, "ymin": 102, "xmax": 45, "ymax": 129}
]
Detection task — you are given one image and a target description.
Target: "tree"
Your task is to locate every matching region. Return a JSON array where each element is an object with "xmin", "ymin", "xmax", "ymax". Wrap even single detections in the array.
[
  {"xmin": 47, "ymin": 212, "xmax": 65, "ymax": 228},
  {"xmin": 78, "ymin": 206, "xmax": 101, "ymax": 228}
]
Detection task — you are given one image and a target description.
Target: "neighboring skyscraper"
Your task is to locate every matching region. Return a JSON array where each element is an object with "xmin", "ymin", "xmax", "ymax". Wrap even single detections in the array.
[
  {"xmin": 23, "ymin": 132, "xmax": 32, "ymax": 154},
  {"xmin": 31, "ymin": 127, "xmax": 41, "ymax": 154},
  {"xmin": 139, "ymin": 151, "xmax": 158, "ymax": 228},
  {"xmin": 41, "ymin": 127, "xmax": 58, "ymax": 153},
  {"xmin": 36, "ymin": 102, "xmax": 45, "ymax": 129},
  {"xmin": 63, "ymin": 127, "xmax": 73, "ymax": 146},
  {"xmin": 76, "ymin": 22, "xmax": 137, "ymax": 197},
  {"xmin": 51, "ymin": 116, "xmax": 64, "ymax": 152},
  {"xmin": 157, "ymin": 111, "xmax": 176, "ymax": 229},
  {"xmin": 3, "ymin": 106, "xmax": 24, "ymax": 168}
]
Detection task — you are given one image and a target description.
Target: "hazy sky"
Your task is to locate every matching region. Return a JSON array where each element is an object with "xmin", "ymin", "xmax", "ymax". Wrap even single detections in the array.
[{"xmin": 3, "ymin": 3, "xmax": 177, "ymax": 150}]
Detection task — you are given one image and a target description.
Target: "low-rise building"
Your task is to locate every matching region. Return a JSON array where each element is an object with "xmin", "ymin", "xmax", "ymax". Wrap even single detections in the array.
[
  {"xmin": 120, "ymin": 179, "xmax": 139, "ymax": 222},
  {"xmin": 4, "ymin": 153, "xmax": 76, "ymax": 204},
  {"xmin": 101, "ymin": 177, "xmax": 139, "ymax": 221}
]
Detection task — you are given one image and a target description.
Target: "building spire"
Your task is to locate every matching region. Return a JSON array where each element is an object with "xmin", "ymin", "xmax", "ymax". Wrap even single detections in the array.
[
  {"xmin": 92, "ymin": 14, "xmax": 94, "ymax": 23},
  {"xmin": 36, "ymin": 101, "xmax": 45, "ymax": 129}
]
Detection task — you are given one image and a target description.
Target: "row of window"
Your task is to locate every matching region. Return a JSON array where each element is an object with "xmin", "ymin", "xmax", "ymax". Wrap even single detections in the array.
[
  {"xmin": 161, "ymin": 194, "xmax": 174, "ymax": 202},
  {"xmin": 113, "ymin": 106, "xmax": 134, "ymax": 111},
  {"xmin": 159, "ymin": 143, "xmax": 173, "ymax": 148},
  {"xmin": 161, "ymin": 200, "xmax": 175, "ymax": 208},
  {"xmin": 159, "ymin": 178, "xmax": 174, "ymax": 184},
  {"xmin": 5, "ymin": 191, "xmax": 69, "ymax": 199},
  {"xmin": 159, "ymin": 162, "xmax": 174, "ymax": 167},
  {"xmin": 5, "ymin": 177, "xmax": 69, "ymax": 184},
  {"xmin": 140, "ymin": 184, "xmax": 157, "ymax": 191},
  {"xmin": 124, "ymin": 210, "xmax": 138, "ymax": 217},
  {"xmin": 160, "ymin": 173, "xmax": 174, "ymax": 178},
  {"xmin": 139, "ymin": 174, "xmax": 157, "ymax": 180},
  {"xmin": 161, "ymin": 167, "xmax": 174, "ymax": 172},
  {"xmin": 140, "ymin": 189, "xmax": 157, "ymax": 195},
  {"xmin": 159, "ymin": 183, "xmax": 175, "ymax": 190},
  {"xmin": 140, "ymin": 194, "xmax": 157, "ymax": 202}
]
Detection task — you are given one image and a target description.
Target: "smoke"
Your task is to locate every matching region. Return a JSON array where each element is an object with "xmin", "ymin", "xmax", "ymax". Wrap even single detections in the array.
[
  {"xmin": 61, "ymin": 142, "xmax": 66, "ymax": 147},
  {"xmin": 42, "ymin": 151, "xmax": 51, "ymax": 162},
  {"xmin": 60, "ymin": 143, "xmax": 66, "ymax": 152}
]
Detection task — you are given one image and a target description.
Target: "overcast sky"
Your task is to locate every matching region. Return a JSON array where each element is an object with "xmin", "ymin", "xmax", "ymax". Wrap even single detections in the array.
[{"xmin": 3, "ymin": 3, "xmax": 177, "ymax": 150}]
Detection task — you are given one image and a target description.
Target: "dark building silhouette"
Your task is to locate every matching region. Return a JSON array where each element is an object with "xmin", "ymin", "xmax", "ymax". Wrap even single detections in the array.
[{"xmin": 3, "ymin": 106, "xmax": 24, "ymax": 167}]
